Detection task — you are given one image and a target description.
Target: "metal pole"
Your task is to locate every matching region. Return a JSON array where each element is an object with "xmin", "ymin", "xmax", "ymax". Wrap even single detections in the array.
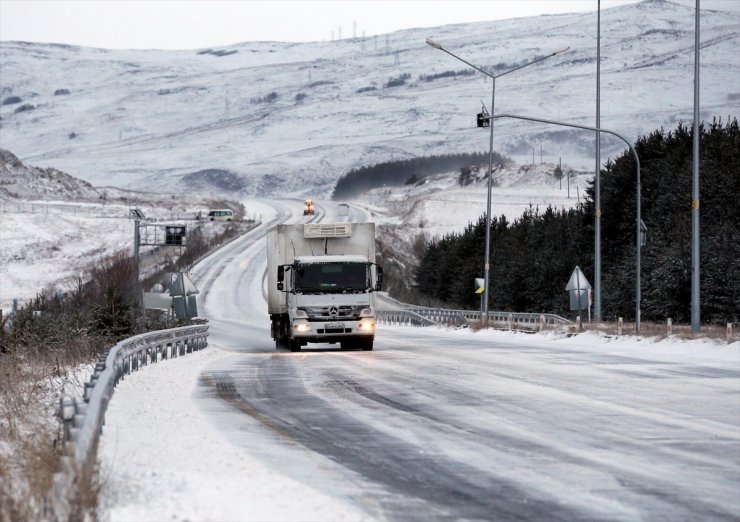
[
  {"xmin": 483, "ymin": 76, "xmax": 496, "ymax": 325},
  {"xmin": 635, "ymin": 153, "xmax": 641, "ymax": 332},
  {"xmin": 595, "ymin": 0, "xmax": 602, "ymax": 321},
  {"xmin": 425, "ymin": 39, "xmax": 568, "ymax": 327},
  {"xmin": 691, "ymin": 0, "xmax": 701, "ymax": 332},
  {"xmin": 490, "ymin": 113, "xmax": 641, "ymax": 331}
]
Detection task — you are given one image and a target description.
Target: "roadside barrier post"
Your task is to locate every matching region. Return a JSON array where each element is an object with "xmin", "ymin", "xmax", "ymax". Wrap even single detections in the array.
[
  {"xmin": 667, "ymin": 318, "xmax": 673, "ymax": 335},
  {"xmin": 618, "ymin": 317, "xmax": 623, "ymax": 336}
]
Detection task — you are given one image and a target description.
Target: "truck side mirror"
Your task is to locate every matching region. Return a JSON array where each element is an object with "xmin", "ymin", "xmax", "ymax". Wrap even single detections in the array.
[
  {"xmin": 277, "ymin": 265, "xmax": 284, "ymax": 282},
  {"xmin": 375, "ymin": 266, "xmax": 383, "ymax": 291},
  {"xmin": 277, "ymin": 282, "xmax": 284, "ymax": 291}
]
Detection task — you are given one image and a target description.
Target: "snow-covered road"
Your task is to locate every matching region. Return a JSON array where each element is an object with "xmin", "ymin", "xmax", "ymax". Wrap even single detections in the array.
[{"xmin": 98, "ymin": 199, "xmax": 740, "ymax": 521}]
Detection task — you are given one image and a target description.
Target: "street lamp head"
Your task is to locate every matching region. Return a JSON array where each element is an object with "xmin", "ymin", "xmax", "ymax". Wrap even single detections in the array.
[{"xmin": 425, "ymin": 37, "xmax": 443, "ymax": 50}]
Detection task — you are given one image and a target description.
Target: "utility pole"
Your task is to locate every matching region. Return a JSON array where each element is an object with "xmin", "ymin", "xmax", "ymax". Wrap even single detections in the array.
[
  {"xmin": 691, "ymin": 0, "xmax": 701, "ymax": 332},
  {"xmin": 595, "ymin": 0, "xmax": 603, "ymax": 321}
]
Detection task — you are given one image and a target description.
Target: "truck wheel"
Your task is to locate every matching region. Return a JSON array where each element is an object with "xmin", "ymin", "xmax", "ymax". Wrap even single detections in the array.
[
  {"xmin": 361, "ymin": 338, "xmax": 374, "ymax": 351},
  {"xmin": 288, "ymin": 338, "xmax": 301, "ymax": 352}
]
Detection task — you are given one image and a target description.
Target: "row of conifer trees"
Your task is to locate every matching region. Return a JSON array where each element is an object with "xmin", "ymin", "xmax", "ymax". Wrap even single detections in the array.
[{"xmin": 415, "ymin": 119, "xmax": 739, "ymax": 324}]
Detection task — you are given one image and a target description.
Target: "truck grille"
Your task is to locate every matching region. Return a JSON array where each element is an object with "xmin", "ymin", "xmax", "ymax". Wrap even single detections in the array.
[{"xmin": 301, "ymin": 305, "xmax": 364, "ymax": 321}]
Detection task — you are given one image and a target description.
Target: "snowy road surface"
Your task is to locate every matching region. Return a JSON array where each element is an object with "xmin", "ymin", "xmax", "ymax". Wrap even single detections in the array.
[{"xmin": 98, "ymin": 199, "xmax": 740, "ymax": 521}]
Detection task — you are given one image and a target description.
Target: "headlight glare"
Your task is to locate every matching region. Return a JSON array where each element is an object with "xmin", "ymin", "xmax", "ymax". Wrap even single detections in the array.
[
  {"xmin": 294, "ymin": 323, "xmax": 311, "ymax": 333},
  {"xmin": 359, "ymin": 320, "xmax": 375, "ymax": 332}
]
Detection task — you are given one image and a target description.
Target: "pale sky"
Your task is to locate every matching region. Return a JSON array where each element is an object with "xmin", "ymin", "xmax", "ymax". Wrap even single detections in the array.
[{"xmin": 0, "ymin": 0, "xmax": 647, "ymax": 50}]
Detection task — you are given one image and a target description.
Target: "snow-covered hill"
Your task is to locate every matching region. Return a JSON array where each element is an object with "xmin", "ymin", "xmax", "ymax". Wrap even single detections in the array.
[
  {"xmin": 0, "ymin": 153, "xmax": 251, "ymax": 308},
  {"xmin": 0, "ymin": 0, "xmax": 737, "ymax": 198},
  {"xmin": 360, "ymin": 161, "xmax": 592, "ymax": 240},
  {"xmin": 0, "ymin": 148, "xmax": 101, "ymax": 200}
]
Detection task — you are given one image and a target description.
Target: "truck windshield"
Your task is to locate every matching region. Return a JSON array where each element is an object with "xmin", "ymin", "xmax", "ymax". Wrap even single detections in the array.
[{"xmin": 294, "ymin": 262, "xmax": 369, "ymax": 293}]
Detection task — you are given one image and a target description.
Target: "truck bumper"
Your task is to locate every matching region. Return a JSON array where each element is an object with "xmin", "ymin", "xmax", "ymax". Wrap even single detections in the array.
[{"xmin": 292, "ymin": 318, "xmax": 375, "ymax": 343}]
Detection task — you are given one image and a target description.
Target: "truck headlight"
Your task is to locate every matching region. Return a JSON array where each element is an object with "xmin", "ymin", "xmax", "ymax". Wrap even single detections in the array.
[
  {"xmin": 294, "ymin": 323, "xmax": 311, "ymax": 333},
  {"xmin": 294, "ymin": 309, "xmax": 308, "ymax": 319},
  {"xmin": 359, "ymin": 307, "xmax": 373, "ymax": 317},
  {"xmin": 359, "ymin": 320, "xmax": 375, "ymax": 332}
]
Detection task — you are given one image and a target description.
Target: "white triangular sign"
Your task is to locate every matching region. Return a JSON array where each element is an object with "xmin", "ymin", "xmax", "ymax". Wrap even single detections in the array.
[{"xmin": 565, "ymin": 266, "xmax": 592, "ymax": 291}]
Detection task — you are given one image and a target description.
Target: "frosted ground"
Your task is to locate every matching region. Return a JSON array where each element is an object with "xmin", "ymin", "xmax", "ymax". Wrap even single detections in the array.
[{"xmin": 97, "ymin": 330, "xmax": 739, "ymax": 522}]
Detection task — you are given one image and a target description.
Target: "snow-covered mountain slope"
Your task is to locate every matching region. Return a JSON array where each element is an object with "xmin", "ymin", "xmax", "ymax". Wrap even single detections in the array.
[
  {"xmin": 0, "ymin": 153, "xmax": 251, "ymax": 308},
  {"xmin": 0, "ymin": 0, "xmax": 737, "ymax": 197},
  {"xmin": 360, "ymin": 161, "xmax": 592, "ymax": 240},
  {"xmin": 0, "ymin": 148, "xmax": 101, "ymax": 200}
]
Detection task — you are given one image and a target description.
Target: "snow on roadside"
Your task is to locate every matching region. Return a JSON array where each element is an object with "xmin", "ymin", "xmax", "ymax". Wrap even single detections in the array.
[
  {"xmin": 96, "ymin": 324, "xmax": 737, "ymax": 521},
  {"xmin": 0, "ymin": 210, "xmax": 132, "ymax": 308},
  {"xmin": 439, "ymin": 326, "xmax": 740, "ymax": 364},
  {"xmin": 97, "ymin": 346, "xmax": 368, "ymax": 522}
]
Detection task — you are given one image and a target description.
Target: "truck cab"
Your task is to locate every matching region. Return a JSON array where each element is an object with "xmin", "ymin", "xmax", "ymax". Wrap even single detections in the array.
[{"xmin": 277, "ymin": 255, "xmax": 379, "ymax": 351}]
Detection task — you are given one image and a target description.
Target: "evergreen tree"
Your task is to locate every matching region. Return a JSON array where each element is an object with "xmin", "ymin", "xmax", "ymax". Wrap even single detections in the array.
[{"xmin": 414, "ymin": 119, "xmax": 739, "ymax": 324}]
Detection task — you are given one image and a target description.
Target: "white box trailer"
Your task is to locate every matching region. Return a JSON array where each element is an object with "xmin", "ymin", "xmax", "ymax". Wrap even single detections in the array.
[{"xmin": 266, "ymin": 222, "xmax": 382, "ymax": 351}]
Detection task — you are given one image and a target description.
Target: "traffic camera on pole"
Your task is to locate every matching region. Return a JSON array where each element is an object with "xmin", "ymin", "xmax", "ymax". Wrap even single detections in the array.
[{"xmin": 477, "ymin": 103, "xmax": 490, "ymax": 128}]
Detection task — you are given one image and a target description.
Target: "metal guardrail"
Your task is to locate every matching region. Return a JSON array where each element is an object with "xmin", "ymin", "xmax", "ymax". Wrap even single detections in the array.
[
  {"xmin": 376, "ymin": 310, "xmax": 437, "ymax": 327},
  {"xmin": 49, "ymin": 323, "xmax": 209, "ymax": 520},
  {"xmin": 412, "ymin": 307, "xmax": 572, "ymax": 328},
  {"xmin": 377, "ymin": 304, "xmax": 571, "ymax": 329}
]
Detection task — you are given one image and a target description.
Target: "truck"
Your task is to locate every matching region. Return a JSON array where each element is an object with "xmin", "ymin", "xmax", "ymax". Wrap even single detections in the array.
[
  {"xmin": 303, "ymin": 199, "xmax": 315, "ymax": 215},
  {"xmin": 267, "ymin": 222, "xmax": 382, "ymax": 352}
]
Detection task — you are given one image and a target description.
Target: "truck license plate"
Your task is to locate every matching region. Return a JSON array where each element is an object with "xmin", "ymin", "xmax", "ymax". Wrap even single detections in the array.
[{"xmin": 326, "ymin": 322, "xmax": 344, "ymax": 329}]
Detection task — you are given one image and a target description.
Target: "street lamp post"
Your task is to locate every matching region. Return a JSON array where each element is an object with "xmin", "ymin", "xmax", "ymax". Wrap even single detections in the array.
[
  {"xmin": 425, "ymin": 38, "xmax": 568, "ymax": 325},
  {"xmin": 691, "ymin": 0, "xmax": 701, "ymax": 332},
  {"xmin": 487, "ymin": 112, "xmax": 642, "ymax": 331}
]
